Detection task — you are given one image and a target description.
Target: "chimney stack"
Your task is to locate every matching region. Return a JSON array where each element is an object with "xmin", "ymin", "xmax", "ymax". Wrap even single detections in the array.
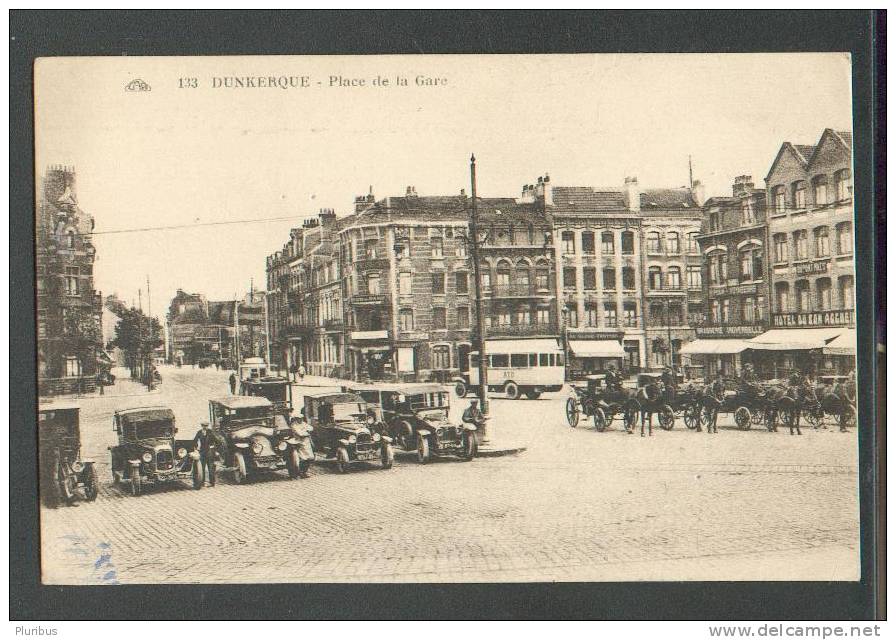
[
  {"xmin": 543, "ymin": 173, "xmax": 552, "ymax": 206},
  {"xmin": 624, "ymin": 176, "xmax": 641, "ymax": 213},
  {"xmin": 691, "ymin": 179, "xmax": 706, "ymax": 207},
  {"xmin": 732, "ymin": 175, "xmax": 755, "ymax": 198},
  {"xmin": 354, "ymin": 186, "xmax": 376, "ymax": 213}
]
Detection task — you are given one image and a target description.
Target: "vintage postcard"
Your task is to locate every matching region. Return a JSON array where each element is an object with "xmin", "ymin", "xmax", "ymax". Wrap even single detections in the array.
[{"xmin": 35, "ymin": 53, "xmax": 859, "ymax": 584}]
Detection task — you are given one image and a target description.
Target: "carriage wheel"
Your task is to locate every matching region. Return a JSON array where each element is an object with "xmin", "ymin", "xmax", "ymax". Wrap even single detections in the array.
[
  {"xmin": 623, "ymin": 401, "xmax": 639, "ymax": 431},
  {"xmin": 566, "ymin": 397, "xmax": 580, "ymax": 428},
  {"xmin": 700, "ymin": 406, "xmax": 716, "ymax": 427},
  {"xmin": 683, "ymin": 404, "xmax": 701, "ymax": 430},
  {"xmin": 592, "ymin": 407, "xmax": 608, "ymax": 432},
  {"xmin": 751, "ymin": 409, "xmax": 764, "ymax": 425},
  {"xmin": 734, "ymin": 406, "xmax": 752, "ymax": 430},
  {"xmin": 658, "ymin": 405, "xmax": 675, "ymax": 430},
  {"xmin": 803, "ymin": 407, "xmax": 824, "ymax": 429}
]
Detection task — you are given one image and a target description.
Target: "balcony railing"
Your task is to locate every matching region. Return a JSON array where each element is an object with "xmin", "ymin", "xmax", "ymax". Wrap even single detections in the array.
[
  {"xmin": 350, "ymin": 293, "xmax": 388, "ymax": 305},
  {"xmin": 486, "ymin": 322, "xmax": 558, "ymax": 337},
  {"xmin": 486, "ymin": 284, "xmax": 553, "ymax": 298}
]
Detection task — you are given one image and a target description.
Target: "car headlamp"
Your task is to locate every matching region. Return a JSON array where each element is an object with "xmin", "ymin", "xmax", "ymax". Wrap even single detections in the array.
[
  {"xmin": 176, "ymin": 447, "xmax": 187, "ymax": 458},
  {"xmin": 436, "ymin": 428, "xmax": 444, "ymax": 438},
  {"xmin": 276, "ymin": 441, "xmax": 287, "ymax": 452},
  {"xmin": 347, "ymin": 435, "xmax": 357, "ymax": 444},
  {"xmin": 252, "ymin": 441, "xmax": 264, "ymax": 455},
  {"xmin": 373, "ymin": 432, "xmax": 381, "ymax": 442},
  {"xmin": 142, "ymin": 452, "xmax": 153, "ymax": 463}
]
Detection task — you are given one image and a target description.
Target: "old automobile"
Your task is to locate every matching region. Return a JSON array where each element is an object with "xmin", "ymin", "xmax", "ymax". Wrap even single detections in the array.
[
  {"xmin": 39, "ymin": 403, "xmax": 98, "ymax": 507},
  {"xmin": 109, "ymin": 407, "xmax": 204, "ymax": 496},
  {"xmin": 209, "ymin": 396, "xmax": 307, "ymax": 483},
  {"xmin": 303, "ymin": 391, "xmax": 394, "ymax": 473},
  {"xmin": 349, "ymin": 383, "xmax": 476, "ymax": 463},
  {"xmin": 240, "ymin": 375, "xmax": 293, "ymax": 418}
]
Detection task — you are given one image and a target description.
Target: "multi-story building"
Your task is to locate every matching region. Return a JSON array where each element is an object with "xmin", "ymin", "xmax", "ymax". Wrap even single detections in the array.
[
  {"xmin": 36, "ymin": 165, "xmax": 103, "ymax": 395},
  {"xmin": 635, "ymin": 179, "xmax": 705, "ymax": 372},
  {"xmin": 685, "ymin": 175, "xmax": 769, "ymax": 377},
  {"xmin": 750, "ymin": 128, "xmax": 855, "ymax": 377},
  {"xmin": 548, "ymin": 180, "xmax": 642, "ymax": 376}
]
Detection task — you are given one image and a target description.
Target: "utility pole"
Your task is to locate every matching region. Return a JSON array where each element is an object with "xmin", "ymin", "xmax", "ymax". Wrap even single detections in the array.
[
  {"xmin": 146, "ymin": 275, "xmax": 151, "ymax": 318},
  {"xmin": 688, "ymin": 155, "xmax": 694, "ymax": 188},
  {"xmin": 249, "ymin": 279, "xmax": 255, "ymax": 358},
  {"xmin": 469, "ymin": 154, "xmax": 490, "ymax": 430},
  {"xmin": 263, "ymin": 291, "xmax": 272, "ymax": 365}
]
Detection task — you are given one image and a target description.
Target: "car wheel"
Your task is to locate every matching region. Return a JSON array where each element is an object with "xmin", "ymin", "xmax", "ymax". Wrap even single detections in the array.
[
  {"xmin": 57, "ymin": 459, "xmax": 77, "ymax": 503},
  {"xmin": 592, "ymin": 407, "xmax": 608, "ymax": 432},
  {"xmin": 462, "ymin": 431, "xmax": 477, "ymax": 461},
  {"xmin": 454, "ymin": 381, "xmax": 467, "ymax": 398},
  {"xmin": 735, "ymin": 406, "xmax": 751, "ymax": 430},
  {"xmin": 566, "ymin": 397, "xmax": 580, "ymax": 428},
  {"xmin": 505, "ymin": 382, "xmax": 520, "ymax": 400},
  {"xmin": 381, "ymin": 443, "xmax": 394, "ymax": 469},
  {"xmin": 130, "ymin": 467, "xmax": 142, "ymax": 497},
  {"xmin": 192, "ymin": 459, "xmax": 205, "ymax": 489},
  {"xmin": 83, "ymin": 465, "xmax": 98, "ymax": 502},
  {"xmin": 417, "ymin": 435, "xmax": 431, "ymax": 464},
  {"xmin": 336, "ymin": 447, "xmax": 351, "ymax": 474},
  {"xmin": 287, "ymin": 448, "xmax": 301, "ymax": 479},
  {"xmin": 233, "ymin": 452, "xmax": 248, "ymax": 485}
]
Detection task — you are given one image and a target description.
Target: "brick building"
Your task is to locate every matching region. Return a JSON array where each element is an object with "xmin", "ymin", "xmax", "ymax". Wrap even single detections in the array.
[
  {"xmin": 749, "ymin": 128, "xmax": 855, "ymax": 377},
  {"xmin": 36, "ymin": 165, "xmax": 103, "ymax": 395},
  {"xmin": 684, "ymin": 175, "xmax": 769, "ymax": 377}
]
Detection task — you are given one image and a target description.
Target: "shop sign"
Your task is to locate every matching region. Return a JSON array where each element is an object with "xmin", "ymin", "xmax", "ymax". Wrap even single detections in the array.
[
  {"xmin": 709, "ymin": 283, "xmax": 758, "ymax": 295},
  {"xmin": 794, "ymin": 259, "xmax": 830, "ymax": 276},
  {"xmin": 696, "ymin": 324, "xmax": 764, "ymax": 338},
  {"xmin": 772, "ymin": 310, "xmax": 854, "ymax": 327}
]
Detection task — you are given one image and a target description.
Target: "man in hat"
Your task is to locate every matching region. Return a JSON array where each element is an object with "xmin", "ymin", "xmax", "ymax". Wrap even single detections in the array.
[
  {"xmin": 462, "ymin": 398, "xmax": 487, "ymax": 431},
  {"xmin": 193, "ymin": 421, "xmax": 217, "ymax": 486}
]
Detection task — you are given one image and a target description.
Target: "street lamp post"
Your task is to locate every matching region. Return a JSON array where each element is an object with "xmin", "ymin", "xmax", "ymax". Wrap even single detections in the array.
[{"xmin": 469, "ymin": 154, "xmax": 490, "ymax": 432}]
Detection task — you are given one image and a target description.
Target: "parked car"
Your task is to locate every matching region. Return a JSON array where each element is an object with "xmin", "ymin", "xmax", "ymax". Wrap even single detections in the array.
[
  {"xmin": 302, "ymin": 391, "xmax": 394, "ymax": 473},
  {"xmin": 349, "ymin": 383, "xmax": 476, "ymax": 463},
  {"xmin": 39, "ymin": 403, "xmax": 98, "ymax": 507},
  {"xmin": 240, "ymin": 375, "xmax": 293, "ymax": 418},
  {"xmin": 109, "ymin": 407, "xmax": 203, "ymax": 496},
  {"xmin": 209, "ymin": 396, "xmax": 307, "ymax": 483}
]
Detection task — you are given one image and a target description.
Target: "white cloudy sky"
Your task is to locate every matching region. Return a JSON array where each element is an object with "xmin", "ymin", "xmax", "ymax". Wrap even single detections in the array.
[{"xmin": 34, "ymin": 53, "xmax": 853, "ymax": 315}]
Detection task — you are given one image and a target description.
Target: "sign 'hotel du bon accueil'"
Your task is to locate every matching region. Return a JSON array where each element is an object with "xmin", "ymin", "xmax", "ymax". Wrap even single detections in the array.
[{"xmin": 771, "ymin": 310, "xmax": 855, "ymax": 328}]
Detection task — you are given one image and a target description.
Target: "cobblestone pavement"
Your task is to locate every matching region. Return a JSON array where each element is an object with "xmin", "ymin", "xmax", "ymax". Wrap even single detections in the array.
[{"xmin": 40, "ymin": 366, "xmax": 860, "ymax": 584}]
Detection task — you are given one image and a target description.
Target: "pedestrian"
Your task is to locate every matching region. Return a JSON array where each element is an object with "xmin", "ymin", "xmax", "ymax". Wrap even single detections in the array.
[
  {"xmin": 229, "ymin": 371, "xmax": 237, "ymax": 395},
  {"xmin": 462, "ymin": 398, "xmax": 487, "ymax": 431},
  {"xmin": 290, "ymin": 362, "xmax": 298, "ymax": 382},
  {"xmin": 192, "ymin": 421, "xmax": 217, "ymax": 486},
  {"xmin": 298, "ymin": 364, "xmax": 306, "ymax": 381}
]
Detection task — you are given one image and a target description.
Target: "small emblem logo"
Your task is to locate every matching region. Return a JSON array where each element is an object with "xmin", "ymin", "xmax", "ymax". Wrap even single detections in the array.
[{"xmin": 125, "ymin": 79, "xmax": 151, "ymax": 92}]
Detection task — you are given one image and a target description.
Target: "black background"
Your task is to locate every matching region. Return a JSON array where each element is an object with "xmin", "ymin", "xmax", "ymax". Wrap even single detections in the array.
[{"xmin": 9, "ymin": 10, "xmax": 883, "ymax": 620}]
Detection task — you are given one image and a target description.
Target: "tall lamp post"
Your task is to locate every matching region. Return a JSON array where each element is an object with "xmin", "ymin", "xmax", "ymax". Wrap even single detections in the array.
[{"xmin": 469, "ymin": 154, "xmax": 490, "ymax": 432}]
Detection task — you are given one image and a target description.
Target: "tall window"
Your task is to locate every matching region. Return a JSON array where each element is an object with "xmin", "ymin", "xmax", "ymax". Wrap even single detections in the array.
[
  {"xmin": 709, "ymin": 255, "xmax": 720, "ymax": 285},
  {"xmin": 817, "ymin": 278, "xmax": 833, "ymax": 310},
  {"xmin": 648, "ymin": 266, "xmax": 662, "ymax": 290},
  {"xmin": 796, "ymin": 280, "xmax": 811, "ymax": 312},
  {"xmin": 603, "ymin": 304, "xmax": 617, "ymax": 327},
  {"xmin": 742, "ymin": 296, "xmax": 756, "ymax": 323},
  {"xmin": 65, "ymin": 356, "xmax": 81, "ymax": 377},
  {"xmin": 720, "ymin": 299, "xmax": 730, "ymax": 323},
  {"xmin": 432, "ymin": 345, "xmax": 450, "ymax": 369},
  {"xmin": 621, "ymin": 231, "xmax": 635, "ymax": 255},
  {"xmin": 666, "ymin": 232, "xmax": 680, "ymax": 254},
  {"xmin": 453, "ymin": 272, "xmax": 467, "ymax": 294},
  {"xmin": 399, "ymin": 309, "xmax": 414, "ymax": 331},
  {"xmin": 650, "ymin": 303, "xmax": 665, "ymax": 326},
  {"xmin": 432, "ymin": 307, "xmax": 446, "ymax": 329},
  {"xmin": 515, "ymin": 265, "xmax": 530, "ymax": 287},
  {"xmin": 814, "ymin": 227, "xmax": 830, "ymax": 257},
  {"xmin": 709, "ymin": 212, "xmax": 720, "ymax": 232},
  {"xmin": 775, "ymin": 283, "xmax": 790, "ymax": 313},
  {"xmin": 666, "ymin": 267, "xmax": 681, "ymax": 289},
  {"xmin": 756, "ymin": 296, "xmax": 766, "ymax": 321},
  {"xmin": 537, "ymin": 307, "xmax": 551, "ymax": 325},
  {"xmin": 839, "ymin": 276, "xmax": 854, "ymax": 309},
  {"xmin": 64, "ymin": 266, "xmax": 79, "ymax": 295},
  {"xmin": 602, "ymin": 267, "xmax": 615, "ymax": 290},
  {"xmin": 457, "ymin": 306, "xmax": 470, "ymax": 329},
  {"xmin": 687, "ymin": 265, "xmax": 702, "ymax": 289},
  {"xmin": 480, "ymin": 265, "xmax": 491, "ymax": 289},
  {"xmin": 601, "ymin": 232, "xmax": 614, "ymax": 254},
  {"xmin": 536, "ymin": 267, "xmax": 550, "ymax": 290},
  {"xmin": 774, "ymin": 234, "xmax": 788, "ymax": 263},
  {"xmin": 562, "ymin": 231, "xmax": 575, "ymax": 254},
  {"xmin": 431, "ymin": 236, "xmax": 444, "ymax": 258},
  {"xmin": 835, "ymin": 169, "xmax": 852, "ymax": 201},
  {"xmin": 496, "ymin": 262, "xmax": 511, "ymax": 286},
  {"xmin": 565, "ymin": 305, "xmax": 578, "ymax": 328},
  {"xmin": 710, "ymin": 300, "xmax": 721, "ymax": 324},
  {"xmin": 622, "ymin": 267, "xmax": 636, "ymax": 290},
  {"xmin": 794, "ymin": 230, "xmax": 808, "ymax": 260},
  {"xmin": 496, "ymin": 310, "xmax": 511, "ymax": 326},
  {"xmin": 668, "ymin": 303, "xmax": 683, "ymax": 326},
  {"xmin": 792, "ymin": 181, "xmax": 807, "ymax": 209},
  {"xmin": 687, "ymin": 232, "xmax": 699, "ymax": 254},
  {"xmin": 585, "ymin": 303, "xmax": 598, "ymax": 327},
  {"xmin": 582, "ymin": 267, "xmax": 596, "ymax": 290},
  {"xmin": 646, "ymin": 231, "xmax": 661, "ymax": 254},
  {"xmin": 742, "ymin": 199, "xmax": 755, "ymax": 224},
  {"xmin": 432, "ymin": 272, "xmax": 446, "ymax": 294},
  {"xmin": 813, "ymin": 175, "xmax": 829, "ymax": 206},
  {"xmin": 399, "ymin": 272, "xmax": 412, "ymax": 295},
  {"xmin": 364, "ymin": 239, "xmax": 378, "ymax": 259},
  {"xmin": 563, "ymin": 267, "xmax": 576, "ymax": 289},
  {"xmin": 740, "ymin": 249, "xmax": 753, "ymax": 280},
  {"xmin": 773, "ymin": 185, "xmax": 786, "ymax": 212},
  {"xmin": 623, "ymin": 302, "xmax": 637, "ymax": 327},
  {"xmin": 581, "ymin": 231, "xmax": 595, "ymax": 254},
  {"xmin": 837, "ymin": 222, "xmax": 853, "ymax": 255}
]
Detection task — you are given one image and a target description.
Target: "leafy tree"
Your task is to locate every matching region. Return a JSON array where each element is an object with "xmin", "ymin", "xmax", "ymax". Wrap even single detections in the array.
[
  {"xmin": 61, "ymin": 306, "xmax": 102, "ymax": 377},
  {"xmin": 110, "ymin": 305, "xmax": 163, "ymax": 381}
]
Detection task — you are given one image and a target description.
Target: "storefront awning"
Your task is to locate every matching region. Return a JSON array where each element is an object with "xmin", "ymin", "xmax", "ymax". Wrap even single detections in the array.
[
  {"xmin": 679, "ymin": 339, "xmax": 750, "ymax": 355},
  {"xmin": 823, "ymin": 329, "xmax": 857, "ymax": 356},
  {"xmin": 483, "ymin": 338, "xmax": 562, "ymax": 354},
  {"xmin": 746, "ymin": 328, "xmax": 845, "ymax": 351},
  {"xmin": 568, "ymin": 339, "xmax": 625, "ymax": 358}
]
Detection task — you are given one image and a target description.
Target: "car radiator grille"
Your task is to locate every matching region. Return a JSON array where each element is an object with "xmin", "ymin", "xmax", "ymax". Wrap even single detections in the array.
[{"xmin": 155, "ymin": 450, "xmax": 174, "ymax": 471}]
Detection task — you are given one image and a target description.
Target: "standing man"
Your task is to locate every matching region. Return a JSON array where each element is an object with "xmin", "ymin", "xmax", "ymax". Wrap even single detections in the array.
[
  {"xmin": 229, "ymin": 371, "xmax": 237, "ymax": 395},
  {"xmin": 298, "ymin": 363, "xmax": 306, "ymax": 382},
  {"xmin": 193, "ymin": 421, "xmax": 217, "ymax": 487},
  {"xmin": 290, "ymin": 362, "xmax": 298, "ymax": 382}
]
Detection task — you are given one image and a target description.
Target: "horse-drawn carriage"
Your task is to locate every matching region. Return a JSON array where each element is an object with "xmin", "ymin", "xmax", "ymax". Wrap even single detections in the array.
[{"xmin": 692, "ymin": 377, "xmax": 773, "ymax": 432}]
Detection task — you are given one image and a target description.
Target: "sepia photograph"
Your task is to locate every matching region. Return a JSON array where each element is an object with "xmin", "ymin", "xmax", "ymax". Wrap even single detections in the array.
[{"xmin": 32, "ymin": 51, "xmax": 862, "ymax": 587}]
